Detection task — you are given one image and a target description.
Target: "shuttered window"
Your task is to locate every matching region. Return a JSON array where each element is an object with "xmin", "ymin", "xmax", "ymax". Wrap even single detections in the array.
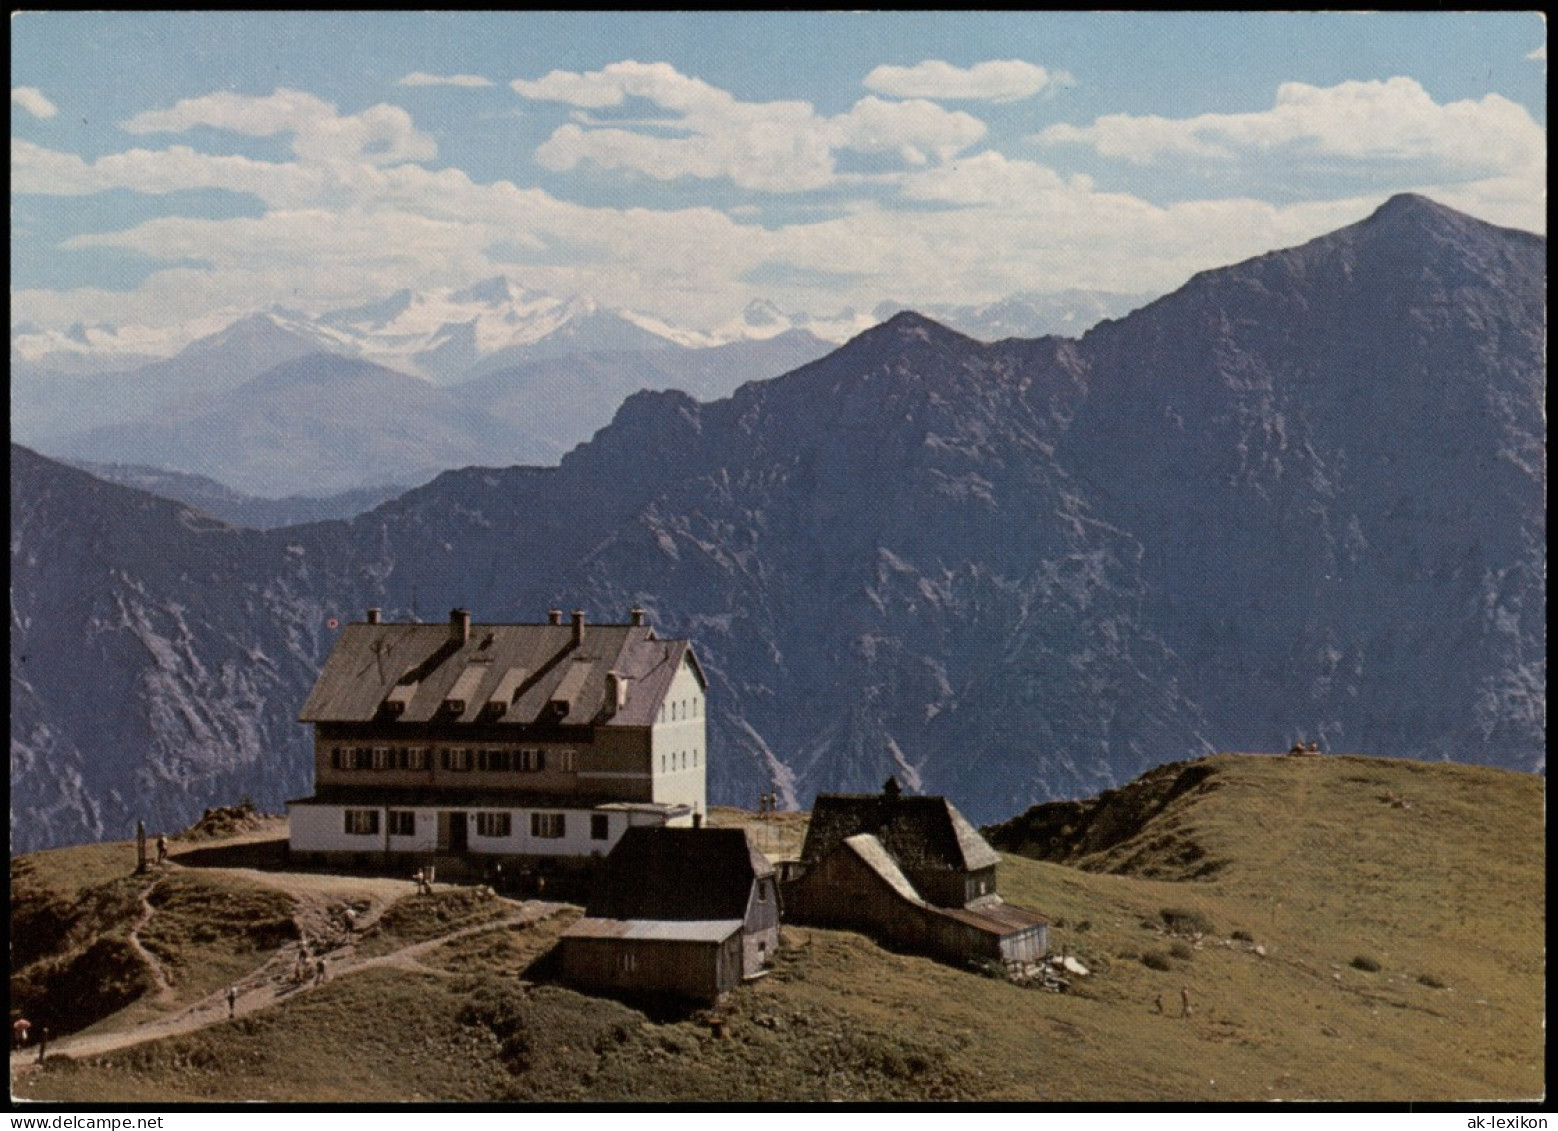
[
  {"xmin": 476, "ymin": 812, "xmax": 512, "ymax": 838},
  {"xmin": 530, "ymin": 812, "xmax": 565, "ymax": 839}
]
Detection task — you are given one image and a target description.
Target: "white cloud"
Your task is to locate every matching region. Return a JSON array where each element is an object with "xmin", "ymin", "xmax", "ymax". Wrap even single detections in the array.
[
  {"xmin": 834, "ymin": 96, "xmax": 986, "ymax": 162},
  {"xmin": 1036, "ymin": 77, "xmax": 1545, "ymax": 182},
  {"xmin": 13, "ymin": 72, "xmax": 1545, "ymax": 352},
  {"xmin": 12, "ymin": 86, "xmax": 58, "ymax": 118},
  {"xmin": 516, "ymin": 61, "xmax": 985, "ymax": 191},
  {"xmin": 863, "ymin": 60, "xmax": 1072, "ymax": 103},
  {"xmin": 397, "ymin": 72, "xmax": 493, "ymax": 88},
  {"xmin": 1528, "ymin": 44, "xmax": 1546, "ymax": 64},
  {"xmin": 123, "ymin": 88, "xmax": 437, "ymax": 166},
  {"xmin": 512, "ymin": 60, "xmax": 720, "ymax": 111},
  {"xmin": 12, "ymin": 138, "xmax": 329, "ymax": 202},
  {"xmin": 898, "ymin": 150, "xmax": 1073, "ymax": 205}
]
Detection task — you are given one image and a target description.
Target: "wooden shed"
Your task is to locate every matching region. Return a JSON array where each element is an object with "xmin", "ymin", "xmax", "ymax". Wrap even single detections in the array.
[
  {"xmin": 558, "ymin": 826, "xmax": 779, "ymax": 1003},
  {"xmin": 559, "ymin": 918, "xmax": 744, "ymax": 1002}
]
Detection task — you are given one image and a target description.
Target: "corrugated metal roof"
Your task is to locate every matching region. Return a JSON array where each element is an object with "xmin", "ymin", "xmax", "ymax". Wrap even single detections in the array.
[
  {"xmin": 938, "ymin": 901, "xmax": 1049, "ymax": 936},
  {"xmin": 298, "ymin": 618, "xmax": 701, "ymax": 729},
  {"xmin": 596, "ymin": 801, "xmax": 691, "ymax": 815},
  {"xmin": 563, "ymin": 917, "xmax": 743, "ymax": 943}
]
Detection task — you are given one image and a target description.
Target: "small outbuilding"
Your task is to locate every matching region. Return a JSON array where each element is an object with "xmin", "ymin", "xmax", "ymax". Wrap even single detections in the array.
[
  {"xmin": 559, "ymin": 826, "xmax": 779, "ymax": 1003},
  {"xmin": 784, "ymin": 779, "xmax": 1047, "ymax": 967}
]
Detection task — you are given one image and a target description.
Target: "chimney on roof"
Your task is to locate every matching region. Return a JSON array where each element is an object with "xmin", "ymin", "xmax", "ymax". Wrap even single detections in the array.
[
  {"xmin": 366, "ymin": 607, "xmax": 381, "ymax": 625},
  {"xmin": 548, "ymin": 608, "xmax": 563, "ymax": 626},
  {"xmin": 450, "ymin": 608, "xmax": 471, "ymax": 645},
  {"xmin": 572, "ymin": 609, "xmax": 585, "ymax": 646},
  {"xmin": 630, "ymin": 606, "xmax": 645, "ymax": 627}
]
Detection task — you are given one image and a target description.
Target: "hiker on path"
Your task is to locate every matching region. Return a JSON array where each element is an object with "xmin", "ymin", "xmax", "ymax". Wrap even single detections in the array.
[
  {"xmin": 227, "ymin": 986, "xmax": 238, "ymax": 1019},
  {"xmin": 343, "ymin": 907, "xmax": 357, "ymax": 937},
  {"xmin": 1181, "ymin": 986, "xmax": 1194, "ymax": 1019},
  {"xmin": 156, "ymin": 834, "xmax": 169, "ymax": 864},
  {"xmin": 314, "ymin": 957, "xmax": 327, "ymax": 986},
  {"xmin": 12, "ymin": 1017, "xmax": 31, "ymax": 1048},
  {"xmin": 37, "ymin": 1026, "xmax": 48, "ymax": 1064}
]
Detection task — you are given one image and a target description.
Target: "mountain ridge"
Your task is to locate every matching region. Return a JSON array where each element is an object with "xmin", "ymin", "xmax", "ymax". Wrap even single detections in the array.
[{"xmin": 9, "ymin": 193, "xmax": 1545, "ymax": 852}]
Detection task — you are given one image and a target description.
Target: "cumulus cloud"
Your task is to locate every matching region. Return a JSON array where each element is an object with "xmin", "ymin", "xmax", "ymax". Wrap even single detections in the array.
[
  {"xmin": 1036, "ymin": 77, "xmax": 1544, "ymax": 182},
  {"xmin": 123, "ymin": 88, "xmax": 437, "ymax": 166},
  {"xmin": 13, "ymin": 86, "xmax": 59, "ymax": 118},
  {"xmin": 863, "ymin": 60, "xmax": 1072, "ymax": 103},
  {"xmin": 13, "ymin": 71, "xmax": 1545, "ymax": 353},
  {"xmin": 515, "ymin": 60, "xmax": 985, "ymax": 191},
  {"xmin": 12, "ymin": 138, "xmax": 327, "ymax": 202},
  {"xmin": 898, "ymin": 150, "xmax": 1075, "ymax": 205},
  {"xmin": 1528, "ymin": 44, "xmax": 1546, "ymax": 64},
  {"xmin": 398, "ymin": 72, "xmax": 493, "ymax": 88}
]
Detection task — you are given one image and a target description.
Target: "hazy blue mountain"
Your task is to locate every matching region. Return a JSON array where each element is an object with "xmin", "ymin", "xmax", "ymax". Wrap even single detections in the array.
[
  {"xmin": 11, "ymin": 314, "xmax": 331, "ymax": 444},
  {"xmin": 43, "ymin": 354, "xmax": 545, "ymax": 497},
  {"xmin": 874, "ymin": 289, "xmax": 1151, "ymax": 341},
  {"xmin": 456, "ymin": 330, "xmax": 836, "ymax": 462},
  {"xmin": 60, "ymin": 460, "xmax": 415, "ymax": 529},
  {"xmin": 34, "ymin": 331, "xmax": 833, "ymax": 497},
  {"xmin": 10, "ymin": 195, "xmax": 1544, "ymax": 852}
]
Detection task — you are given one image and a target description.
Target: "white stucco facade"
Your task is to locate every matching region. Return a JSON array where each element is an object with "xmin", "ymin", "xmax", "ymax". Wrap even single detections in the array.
[
  {"xmin": 648, "ymin": 656, "xmax": 707, "ymax": 813},
  {"xmin": 287, "ymin": 799, "xmax": 684, "ymax": 859}
]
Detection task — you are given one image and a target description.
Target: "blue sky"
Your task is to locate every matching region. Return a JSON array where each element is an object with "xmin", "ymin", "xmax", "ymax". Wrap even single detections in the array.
[{"xmin": 11, "ymin": 11, "xmax": 1547, "ymax": 349}]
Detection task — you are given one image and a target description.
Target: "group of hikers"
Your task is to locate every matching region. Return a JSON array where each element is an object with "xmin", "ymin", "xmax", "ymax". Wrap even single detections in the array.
[{"xmin": 291, "ymin": 943, "xmax": 329, "ymax": 988}]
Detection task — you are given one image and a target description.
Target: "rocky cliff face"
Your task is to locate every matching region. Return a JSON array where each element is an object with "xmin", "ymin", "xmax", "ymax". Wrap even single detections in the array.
[{"xmin": 10, "ymin": 195, "xmax": 1545, "ymax": 851}]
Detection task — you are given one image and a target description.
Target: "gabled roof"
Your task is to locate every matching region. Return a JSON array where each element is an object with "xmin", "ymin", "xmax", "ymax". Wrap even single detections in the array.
[
  {"xmin": 589, "ymin": 826, "xmax": 773, "ymax": 921},
  {"xmin": 299, "ymin": 616, "xmax": 701, "ymax": 729},
  {"xmin": 802, "ymin": 792, "xmax": 1001, "ymax": 873},
  {"xmin": 834, "ymin": 835, "xmax": 1047, "ymax": 938},
  {"xmin": 841, "ymin": 834, "xmax": 925, "ymax": 905}
]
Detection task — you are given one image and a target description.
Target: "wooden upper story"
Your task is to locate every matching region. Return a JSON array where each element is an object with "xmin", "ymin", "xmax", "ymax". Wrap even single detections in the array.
[{"xmin": 301, "ymin": 607, "xmax": 706, "ymax": 802}]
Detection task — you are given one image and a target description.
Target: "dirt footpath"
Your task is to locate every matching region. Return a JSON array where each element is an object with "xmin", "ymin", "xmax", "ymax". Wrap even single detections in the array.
[{"xmin": 9, "ymin": 860, "xmax": 567, "ymax": 1076}]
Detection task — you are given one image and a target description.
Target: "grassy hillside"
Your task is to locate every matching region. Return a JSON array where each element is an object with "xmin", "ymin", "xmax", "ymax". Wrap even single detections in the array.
[{"xmin": 9, "ymin": 753, "xmax": 1544, "ymax": 1102}]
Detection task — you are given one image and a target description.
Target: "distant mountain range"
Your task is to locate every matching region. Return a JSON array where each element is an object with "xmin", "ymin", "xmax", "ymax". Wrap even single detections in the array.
[
  {"xmin": 10, "ymin": 194, "xmax": 1544, "ymax": 852},
  {"xmin": 61, "ymin": 461, "xmax": 414, "ymax": 530},
  {"xmin": 873, "ymin": 289, "xmax": 1150, "ymax": 341},
  {"xmin": 12, "ymin": 283, "xmax": 1146, "ymax": 496}
]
